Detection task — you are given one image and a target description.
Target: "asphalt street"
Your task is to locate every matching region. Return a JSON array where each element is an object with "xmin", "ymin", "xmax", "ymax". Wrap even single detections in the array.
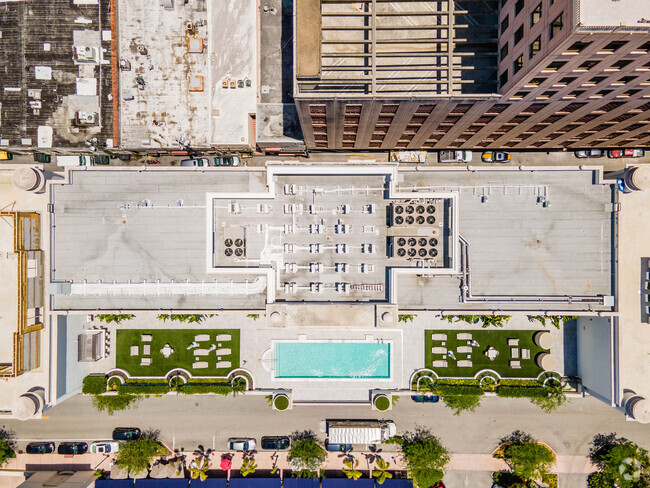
[{"xmin": 5, "ymin": 394, "xmax": 649, "ymax": 456}]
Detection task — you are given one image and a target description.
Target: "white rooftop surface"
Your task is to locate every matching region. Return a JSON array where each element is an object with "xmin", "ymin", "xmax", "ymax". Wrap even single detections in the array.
[
  {"xmin": 50, "ymin": 168, "xmax": 269, "ymax": 311},
  {"xmin": 396, "ymin": 168, "xmax": 613, "ymax": 312},
  {"xmin": 577, "ymin": 0, "xmax": 649, "ymax": 28},
  {"xmin": 616, "ymin": 182, "xmax": 650, "ymax": 401},
  {"xmin": 208, "ymin": 0, "xmax": 257, "ymax": 146},
  {"xmin": 117, "ymin": 0, "xmax": 210, "ymax": 147},
  {"xmin": 0, "ymin": 229, "xmax": 18, "ymax": 363}
]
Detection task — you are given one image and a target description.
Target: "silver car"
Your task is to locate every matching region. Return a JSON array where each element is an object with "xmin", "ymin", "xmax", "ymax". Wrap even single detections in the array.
[
  {"xmin": 180, "ymin": 158, "xmax": 210, "ymax": 167},
  {"xmin": 227, "ymin": 437, "xmax": 256, "ymax": 451}
]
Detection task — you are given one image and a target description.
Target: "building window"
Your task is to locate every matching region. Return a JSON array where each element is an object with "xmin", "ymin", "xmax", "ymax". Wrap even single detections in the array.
[
  {"xmin": 635, "ymin": 42, "xmax": 650, "ymax": 53},
  {"xmin": 538, "ymin": 90, "xmax": 557, "ymax": 99},
  {"xmin": 530, "ymin": 36, "xmax": 542, "ymax": 58},
  {"xmin": 500, "ymin": 43, "xmax": 509, "ymax": 59},
  {"xmin": 554, "ymin": 76, "xmax": 576, "ymax": 87},
  {"xmin": 530, "ymin": 3, "xmax": 542, "ymax": 26},
  {"xmin": 525, "ymin": 77, "xmax": 545, "ymax": 86},
  {"xmin": 600, "ymin": 40, "xmax": 628, "ymax": 53},
  {"xmin": 575, "ymin": 60, "xmax": 599, "ymax": 71},
  {"xmin": 543, "ymin": 60, "xmax": 566, "ymax": 72},
  {"xmin": 550, "ymin": 13, "xmax": 563, "ymax": 39},
  {"xmin": 591, "ymin": 90, "xmax": 613, "ymax": 98},
  {"xmin": 584, "ymin": 76, "xmax": 607, "ymax": 86},
  {"xmin": 500, "ymin": 70, "xmax": 509, "ymax": 86},
  {"xmin": 565, "ymin": 41, "xmax": 591, "ymax": 54},
  {"xmin": 514, "ymin": 55, "xmax": 524, "ymax": 74},
  {"xmin": 515, "ymin": 0, "xmax": 525, "ymax": 15},
  {"xmin": 514, "ymin": 25, "xmax": 524, "ymax": 45},
  {"xmin": 510, "ymin": 91, "xmax": 529, "ymax": 99},
  {"xmin": 608, "ymin": 59, "xmax": 633, "ymax": 71},
  {"xmin": 501, "ymin": 15, "xmax": 510, "ymax": 34},
  {"xmin": 564, "ymin": 90, "xmax": 585, "ymax": 99},
  {"xmin": 613, "ymin": 76, "xmax": 637, "ymax": 85}
]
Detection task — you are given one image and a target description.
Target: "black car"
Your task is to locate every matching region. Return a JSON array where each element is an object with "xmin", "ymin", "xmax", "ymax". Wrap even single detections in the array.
[
  {"xmin": 95, "ymin": 155, "xmax": 110, "ymax": 165},
  {"xmin": 261, "ymin": 436, "xmax": 290, "ymax": 450},
  {"xmin": 411, "ymin": 393, "xmax": 440, "ymax": 403},
  {"xmin": 325, "ymin": 440, "xmax": 352, "ymax": 452},
  {"xmin": 112, "ymin": 427, "xmax": 141, "ymax": 441},
  {"xmin": 57, "ymin": 442, "xmax": 88, "ymax": 455},
  {"xmin": 25, "ymin": 442, "xmax": 55, "ymax": 454},
  {"xmin": 33, "ymin": 152, "xmax": 51, "ymax": 163}
]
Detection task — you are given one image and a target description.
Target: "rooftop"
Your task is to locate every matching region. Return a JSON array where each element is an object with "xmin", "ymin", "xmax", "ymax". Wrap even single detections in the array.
[
  {"xmin": 0, "ymin": 0, "xmax": 114, "ymax": 149},
  {"xmin": 50, "ymin": 165, "xmax": 614, "ymax": 314},
  {"xmin": 294, "ymin": 0, "xmax": 499, "ymax": 97},
  {"xmin": 577, "ymin": 0, "xmax": 650, "ymax": 30},
  {"xmin": 117, "ymin": 0, "xmax": 257, "ymax": 149}
]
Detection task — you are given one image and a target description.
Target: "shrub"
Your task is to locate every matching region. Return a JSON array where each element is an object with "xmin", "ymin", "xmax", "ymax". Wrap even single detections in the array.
[
  {"xmin": 178, "ymin": 383, "xmax": 233, "ymax": 395},
  {"xmin": 0, "ymin": 428, "xmax": 16, "ymax": 468},
  {"xmin": 531, "ymin": 384, "xmax": 568, "ymax": 413},
  {"xmin": 82, "ymin": 375, "xmax": 107, "ymax": 394},
  {"xmin": 119, "ymin": 383, "xmax": 170, "ymax": 395},
  {"xmin": 375, "ymin": 395, "xmax": 390, "ymax": 411},
  {"xmin": 274, "ymin": 394, "xmax": 290, "ymax": 411},
  {"xmin": 589, "ymin": 435, "xmax": 650, "ymax": 488},
  {"xmin": 97, "ymin": 314, "xmax": 133, "ymax": 324},
  {"xmin": 434, "ymin": 384, "xmax": 484, "ymax": 396},
  {"xmin": 496, "ymin": 386, "xmax": 548, "ymax": 398},
  {"xmin": 499, "ymin": 379, "xmax": 542, "ymax": 387},
  {"xmin": 436, "ymin": 378, "xmax": 480, "ymax": 386}
]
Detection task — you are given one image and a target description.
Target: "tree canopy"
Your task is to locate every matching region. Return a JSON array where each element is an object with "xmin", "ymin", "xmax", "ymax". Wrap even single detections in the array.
[
  {"xmin": 399, "ymin": 428, "xmax": 450, "ymax": 488},
  {"xmin": 442, "ymin": 394, "xmax": 482, "ymax": 415},
  {"xmin": 288, "ymin": 433, "xmax": 326, "ymax": 478},
  {"xmin": 115, "ymin": 439, "xmax": 166, "ymax": 474},
  {"xmin": 589, "ymin": 434, "xmax": 650, "ymax": 488},
  {"xmin": 502, "ymin": 442, "xmax": 555, "ymax": 482}
]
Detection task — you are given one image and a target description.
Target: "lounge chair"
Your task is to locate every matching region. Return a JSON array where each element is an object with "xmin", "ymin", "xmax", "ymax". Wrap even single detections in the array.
[
  {"xmin": 216, "ymin": 361, "xmax": 232, "ymax": 369},
  {"xmin": 193, "ymin": 361, "xmax": 209, "ymax": 369},
  {"xmin": 195, "ymin": 349, "xmax": 210, "ymax": 356},
  {"xmin": 216, "ymin": 334, "xmax": 231, "ymax": 342},
  {"xmin": 195, "ymin": 334, "xmax": 210, "ymax": 342},
  {"xmin": 432, "ymin": 360, "xmax": 448, "ymax": 367},
  {"xmin": 141, "ymin": 334, "xmax": 152, "ymax": 342},
  {"xmin": 216, "ymin": 348, "xmax": 231, "ymax": 356},
  {"xmin": 140, "ymin": 357, "xmax": 151, "ymax": 366},
  {"xmin": 431, "ymin": 333, "xmax": 447, "ymax": 341},
  {"xmin": 456, "ymin": 346, "xmax": 472, "ymax": 354},
  {"xmin": 507, "ymin": 338, "xmax": 519, "ymax": 346},
  {"xmin": 510, "ymin": 360, "xmax": 521, "ymax": 369},
  {"xmin": 431, "ymin": 346, "xmax": 447, "ymax": 354},
  {"xmin": 522, "ymin": 349, "xmax": 531, "ymax": 359},
  {"xmin": 143, "ymin": 345, "xmax": 151, "ymax": 355},
  {"xmin": 456, "ymin": 333, "xmax": 472, "ymax": 341},
  {"xmin": 511, "ymin": 348, "xmax": 519, "ymax": 359},
  {"xmin": 457, "ymin": 360, "xmax": 472, "ymax": 367},
  {"xmin": 130, "ymin": 346, "xmax": 139, "ymax": 356}
]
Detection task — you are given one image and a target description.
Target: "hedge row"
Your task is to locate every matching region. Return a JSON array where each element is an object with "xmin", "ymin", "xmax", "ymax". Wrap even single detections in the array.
[
  {"xmin": 496, "ymin": 386, "xmax": 548, "ymax": 398},
  {"xmin": 498, "ymin": 379, "xmax": 542, "ymax": 387},
  {"xmin": 118, "ymin": 382, "xmax": 233, "ymax": 396},
  {"xmin": 434, "ymin": 384, "xmax": 484, "ymax": 396},
  {"xmin": 437, "ymin": 378, "xmax": 481, "ymax": 387},
  {"xmin": 82, "ymin": 375, "xmax": 107, "ymax": 394}
]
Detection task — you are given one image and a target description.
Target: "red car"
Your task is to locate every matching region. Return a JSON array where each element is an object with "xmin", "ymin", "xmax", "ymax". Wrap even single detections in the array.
[{"xmin": 607, "ymin": 148, "xmax": 645, "ymax": 158}]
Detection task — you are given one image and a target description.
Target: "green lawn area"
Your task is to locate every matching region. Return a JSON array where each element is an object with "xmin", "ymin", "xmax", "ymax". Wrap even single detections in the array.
[
  {"xmin": 116, "ymin": 329, "xmax": 240, "ymax": 378},
  {"xmin": 424, "ymin": 329, "xmax": 547, "ymax": 379}
]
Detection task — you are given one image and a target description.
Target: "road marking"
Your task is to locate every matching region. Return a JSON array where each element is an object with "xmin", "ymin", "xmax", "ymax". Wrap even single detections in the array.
[{"xmin": 172, "ymin": 436, "xmax": 175, "ymax": 451}]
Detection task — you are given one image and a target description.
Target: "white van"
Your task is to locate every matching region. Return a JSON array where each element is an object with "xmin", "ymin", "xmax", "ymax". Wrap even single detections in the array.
[
  {"xmin": 326, "ymin": 420, "xmax": 397, "ymax": 446},
  {"xmin": 57, "ymin": 155, "xmax": 95, "ymax": 167}
]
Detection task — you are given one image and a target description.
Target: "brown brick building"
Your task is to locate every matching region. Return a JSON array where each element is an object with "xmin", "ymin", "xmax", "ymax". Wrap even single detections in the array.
[{"xmin": 294, "ymin": 0, "xmax": 650, "ymax": 151}]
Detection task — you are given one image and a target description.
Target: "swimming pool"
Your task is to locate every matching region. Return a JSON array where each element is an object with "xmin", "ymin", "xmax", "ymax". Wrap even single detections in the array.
[{"xmin": 274, "ymin": 341, "xmax": 391, "ymax": 379}]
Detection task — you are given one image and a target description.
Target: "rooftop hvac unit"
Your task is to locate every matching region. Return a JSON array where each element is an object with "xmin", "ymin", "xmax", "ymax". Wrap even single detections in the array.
[
  {"xmin": 310, "ymin": 282, "xmax": 323, "ymax": 293},
  {"xmin": 335, "ymin": 263, "xmax": 349, "ymax": 273},
  {"xmin": 74, "ymin": 46, "xmax": 98, "ymax": 63},
  {"xmin": 76, "ymin": 111, "xmax": 98, "ymax": 125},
  {"xmin": 336, "ymin": 282, "xmax": 350, "ymax": 293}
]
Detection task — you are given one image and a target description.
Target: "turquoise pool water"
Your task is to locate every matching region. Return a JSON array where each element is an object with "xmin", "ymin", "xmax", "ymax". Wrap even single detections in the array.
[{"xmin": 274, "ymin": 341, "xmax": 391, "ymax": 379}]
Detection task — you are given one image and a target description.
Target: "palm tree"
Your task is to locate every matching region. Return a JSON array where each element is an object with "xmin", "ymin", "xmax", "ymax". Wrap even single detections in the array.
[
  {"xmin": 372, "ymin": 457, "xmax": 393, "ymax": 485},
  {"xmin": 240, "ymin": 457, "xmax": 257, "ymax": 477},
  {"xmin": 189, "ymin": 457, "xmax": 210, "ymax": 482},
  {"xmin": 342, "ymin": 457, "xmax": 363, "ymax": 480}
]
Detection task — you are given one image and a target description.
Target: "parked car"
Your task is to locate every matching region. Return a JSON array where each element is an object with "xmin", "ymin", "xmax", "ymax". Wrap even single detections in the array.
[
  {"xmin": 90, "ymin": 441, "xmax": 120, "ymax": 454},
  {"xmin": 325, "ymin": 440, "xmax": 352, "ymax": 452},
  {"xmin": 213, "ymin": 155, "xmax": 241, "ymax": 167},
  {"xmin": 94, "ymin": 155, "xmax": 110, "ymax": 165},
  {"xmin": 25, "ymin": 442, "xmax": 55, "ymax": 454},
  {"xmin": 0, "ymin": 150, "xmax": 13, "ymax": 161},
  {"xmin": 608, "ymin": 148, "xmax": 645, "ymax": 158},
  {"xmin": 261, "ymin": 436, "xmax": 290, "ymax": 450},
  {"xmin": 481, "ymin": 151, "xmax": 511, "ymax": 163},
  {"xmin": 411, "ymin": 393, "xmax": 440, "ymax": 403},
  {"xmin": 57, "ymin": 442, "xmax": 88, "ymax": 455},
  {"xmin": 574, "ymin": 149, "xmax": 605, "ymax": 159},
  {"xmin": 227, "ymin": 438, "xmax": 256, "ymax": 451},
  {"xmin": 112, "ymin": 427, "xmax": 141, "ymax": 441},
  {"xmin": 180, "ymin": 158, "xmax": 210, "ymax": 167},
  {"xmin": 438, "ymin": 150, "xmax": 472, "ymax": 163}
]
